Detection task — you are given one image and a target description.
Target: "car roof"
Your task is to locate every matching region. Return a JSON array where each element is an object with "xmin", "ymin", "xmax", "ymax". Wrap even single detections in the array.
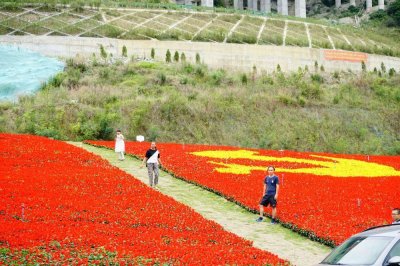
[{"xmin": 356, "ymin": 224, "xmax": 400, "ymax": 237}]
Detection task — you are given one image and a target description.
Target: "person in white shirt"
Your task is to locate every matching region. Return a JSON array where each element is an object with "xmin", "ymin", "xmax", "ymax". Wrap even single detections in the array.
[
  {"xmin": 114, "ymin": 129, "xmax": 125, "ymax": 161},
  {"xmin": 140, "ymin": 142, "xmax": 161, "ymax": 189}
]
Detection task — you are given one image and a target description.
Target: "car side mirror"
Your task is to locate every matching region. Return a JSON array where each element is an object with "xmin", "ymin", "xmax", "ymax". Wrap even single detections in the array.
[{"xmin": 387, "ymin": 256, "xmax": 400, "ymax": 266}]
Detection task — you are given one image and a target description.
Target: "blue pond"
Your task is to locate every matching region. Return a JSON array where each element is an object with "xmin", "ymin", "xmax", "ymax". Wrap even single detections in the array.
[{"xmin": 0, "ymin": 45, "xmax": 64, "ymax": 101}]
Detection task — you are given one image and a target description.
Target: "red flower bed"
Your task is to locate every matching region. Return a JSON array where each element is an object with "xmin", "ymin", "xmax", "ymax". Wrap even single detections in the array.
[
  {"xmin": 86, "ymin": 140, "xmax": 400, "ymax": 246},
  {"xmin": 0, "ymin": 134, "xmax": 286, "ymax": 265}
]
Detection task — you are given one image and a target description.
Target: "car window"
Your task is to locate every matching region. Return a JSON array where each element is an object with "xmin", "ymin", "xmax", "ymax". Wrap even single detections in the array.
[
  {"xmin": 385, "ymin": 239, "xmax": 400, "ymax": 263},
  {"xmin": 322, "ymin": 236, "xmax": 394, "ymax": 265}
]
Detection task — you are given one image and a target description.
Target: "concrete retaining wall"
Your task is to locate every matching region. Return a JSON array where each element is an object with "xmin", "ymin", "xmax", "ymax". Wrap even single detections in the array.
[{"xmin": 1, "ymin": 35, "xmax": 400, "ymax": 73}]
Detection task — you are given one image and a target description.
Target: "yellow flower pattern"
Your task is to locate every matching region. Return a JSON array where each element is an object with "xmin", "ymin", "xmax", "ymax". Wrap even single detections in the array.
[{"xmin": 191, "ymin": 150, "xmax": 400, "ymax": 177}]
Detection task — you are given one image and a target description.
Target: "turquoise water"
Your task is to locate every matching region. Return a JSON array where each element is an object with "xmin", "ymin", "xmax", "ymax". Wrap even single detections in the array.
[{"xmin": 0, "ymin": 45, "xmax": 64, "ymax": 101}]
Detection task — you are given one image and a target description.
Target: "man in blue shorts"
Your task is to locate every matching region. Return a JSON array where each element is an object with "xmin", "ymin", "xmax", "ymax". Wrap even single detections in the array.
[{"xmin": 256, "ymin": 166, "xmax": 279, "ymax": 224}]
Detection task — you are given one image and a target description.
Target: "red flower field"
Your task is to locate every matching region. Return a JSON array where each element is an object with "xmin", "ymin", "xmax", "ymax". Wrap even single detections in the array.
[
  {"xmin": 0, "ymin": 134, "xmax": 287, "ymax": 265},
  {"xmin": 86, "ymin": 140, "xmax": 400, "ymax": 246}
]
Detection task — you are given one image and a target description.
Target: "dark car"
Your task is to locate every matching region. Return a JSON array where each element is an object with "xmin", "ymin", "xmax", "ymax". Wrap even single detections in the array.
[{"xmin": 318, "ymin": 224, "xmax": 400, "ymax": 266}]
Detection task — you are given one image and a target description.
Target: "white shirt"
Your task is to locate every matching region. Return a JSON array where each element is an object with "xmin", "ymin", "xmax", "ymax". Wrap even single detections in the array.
[{"xmin": 147, "ymin": 150, "xmax": 159, "ymax": 164}]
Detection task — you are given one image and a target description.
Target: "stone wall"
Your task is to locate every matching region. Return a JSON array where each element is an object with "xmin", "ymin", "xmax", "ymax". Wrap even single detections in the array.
[{"xmin": 1, "ymin": 35, "xmax": 400, "ymax": 73}]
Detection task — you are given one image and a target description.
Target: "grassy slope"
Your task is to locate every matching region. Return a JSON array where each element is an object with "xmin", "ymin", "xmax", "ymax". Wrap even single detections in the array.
[
  {"xmin": 1, "ymin": 2, "xmax": 400, "ymax": 57},
  {"xmin": 0, "ymin": 57, "xmax": 399, "ymax": 155}
]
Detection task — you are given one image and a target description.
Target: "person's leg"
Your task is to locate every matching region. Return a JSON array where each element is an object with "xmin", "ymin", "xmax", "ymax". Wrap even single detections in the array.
[
  {"xmin": 259, "ymin": 205, "xmax": 264, "ymax": 217},
  {"xmin": 272, "ymin": 207, "xmax": 277, "ymax": 219},
  {"xmin": 153, "ymin": 164, "xmax": 159, "ymax": 186},
  {"xmin": 256, "ymin": 205, "xmax": 265, "ymax": 222},
  {"xmin": 120, "ymin": 151, "xmax": 125, "ymax": 160},
  {"xmin": 147, "ymin": 163, "xmax": 154, "ymax": 186},
  {"xmin": 270, "ymin": 196, "xmax": 277, "ymax": 224},
  {"xmin": 257, "ymin": 195, "xmax": 268, "ymax": 222}
]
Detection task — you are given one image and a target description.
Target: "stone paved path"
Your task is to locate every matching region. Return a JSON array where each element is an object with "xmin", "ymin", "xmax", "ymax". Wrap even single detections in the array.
[{"xmin": 72, "ymin": 142, "xmax": 331, "ymax": 266}]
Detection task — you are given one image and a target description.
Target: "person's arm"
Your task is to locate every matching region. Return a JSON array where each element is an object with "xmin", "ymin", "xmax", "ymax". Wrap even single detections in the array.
[
  {"xmin": 140, "ymin": 157, "xmax": 147, "ymax": 168},
  {"xmin": 140, "ymin": 152, "xmax": 148, "ymax": 168},
  {"xmin": 263, "ymin": 183, "xmax": 266, "ymax": 196},
  {"xmin": 158, "ymin": 153, "xmax": 161, "ymax": 165},
  {"xmin": 275, "ymin": 184, "xmax": 279, "ymax": 200}
]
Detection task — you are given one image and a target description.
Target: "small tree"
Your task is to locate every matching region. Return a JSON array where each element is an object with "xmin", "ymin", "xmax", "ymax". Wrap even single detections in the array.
[
  {"xmin": 389, "ymin": 68, "xmax": 396, "ymax": 76},
  {"xmin": 276, "ymin": 64, "xmax": 281, "ymax": 72},
  {"xmin": 241, "ymin": 73, "xmax": 248, "ymax": 84},
  {"xmin": 100, "ymin": 44, "xmax": 107, "ymax": 62},
  {"xmin": 122, "ymin": 45, "xmax": 127, "ymax": 57},
  {"xmin": 91, "ymin": 53, "xmax": 98, "ymax": 67},
  {"xmin": 157, "ymin": 72, "xmax": 167, "ymax": 85},
  {"xmin": 381, "ymin": 62, "xmax": 386, "ymax": 73},
  {"xmin": 252, "ymin": 65, "xmax": 257, "ymax": 82},
  {"xmin": 361, "ymin": 61, "xmax": 366, "ymax": 72},
  {"xmin": 166, "ymin": 49, "xmax": 171, "ymax": 63},
  {"xmin": 174, "ymin": 51, "xmax": 179, "ymax": 62},
  {"xmin": 195, "ymin": 53, "xmax": 201, "ymax": 64},
  {"xmin": 151, "ymin": 48, "xmax": 155, "ymax": 59},
  {"xmin": 180, "ymin": 52, "xmax": 186, "ymax": 62},
  {"xmin": 320, "ymin": 65, "xmax": 325, "ymax": 72},
  {"xmin": 333, "ymin": 71, "xmax": 340, "ymax": 79},
  {"xmin": 314, "ymin": 61, "xmax": 319, "ymax": 72}
]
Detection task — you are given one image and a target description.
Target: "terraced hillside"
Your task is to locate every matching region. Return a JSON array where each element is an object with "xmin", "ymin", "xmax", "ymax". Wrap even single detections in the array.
[{"xmin": 0, "ymin": 4, "xmax": 399, "ymax": 57}]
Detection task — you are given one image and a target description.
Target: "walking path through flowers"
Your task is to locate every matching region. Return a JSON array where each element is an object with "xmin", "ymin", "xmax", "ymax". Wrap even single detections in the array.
[{"xmin": 73, "ymin": 142, "xmax": 332, "ymax": 266}]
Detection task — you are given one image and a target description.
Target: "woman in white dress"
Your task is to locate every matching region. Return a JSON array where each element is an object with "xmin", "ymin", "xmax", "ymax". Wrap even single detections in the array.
[{"xmin": 115, "ymin": 129, "xmax": 125, "ymax": 161}]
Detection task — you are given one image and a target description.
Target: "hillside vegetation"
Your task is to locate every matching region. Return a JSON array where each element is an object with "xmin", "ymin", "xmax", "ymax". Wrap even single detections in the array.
[{"xmin": 0, "ymin": 55, "xmax": 399, "ymax": 155}]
